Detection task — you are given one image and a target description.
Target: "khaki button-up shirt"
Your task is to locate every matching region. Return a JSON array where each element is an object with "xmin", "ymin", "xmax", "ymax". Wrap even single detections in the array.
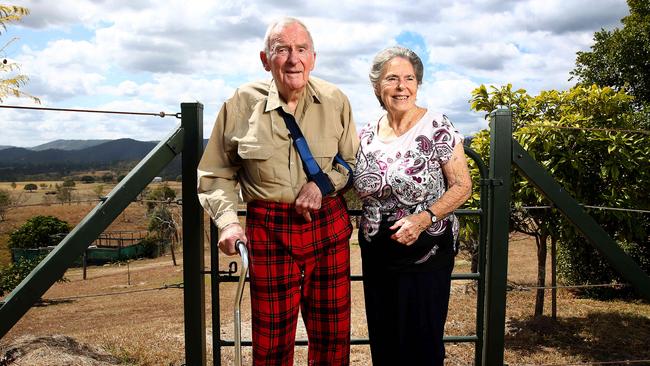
[{"xmin": 197, "ymin": 77, "xmax": 359, "ymax": 230}]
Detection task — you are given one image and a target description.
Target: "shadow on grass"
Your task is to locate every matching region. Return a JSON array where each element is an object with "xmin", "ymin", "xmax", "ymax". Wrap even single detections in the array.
[
  {"xmin": 33, "ymin": 298, "xmax": 75, "ymax": 307},
  {"xmin": 505, "ymin": 311, "xmax": 650, "ymax": 362}
]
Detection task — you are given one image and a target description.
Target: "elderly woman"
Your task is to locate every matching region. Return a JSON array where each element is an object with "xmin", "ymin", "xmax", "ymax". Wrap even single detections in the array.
[{"xmin": 353, "ymin": 46, "xmax": 472, "ymax": 366}]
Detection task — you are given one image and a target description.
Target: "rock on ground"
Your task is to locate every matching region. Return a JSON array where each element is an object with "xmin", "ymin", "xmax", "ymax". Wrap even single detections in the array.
[{"xmin": 0, "ymin": 335, "xmax": 122, "ymax": 366}]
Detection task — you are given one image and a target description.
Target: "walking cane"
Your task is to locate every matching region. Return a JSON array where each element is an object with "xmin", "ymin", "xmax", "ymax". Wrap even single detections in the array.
[{"xmin": 234, "ymin": 240, "xmax": 249, "ymax": 366}]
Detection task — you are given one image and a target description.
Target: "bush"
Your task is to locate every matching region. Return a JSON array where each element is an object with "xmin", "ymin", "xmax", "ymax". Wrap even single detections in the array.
[
  {"xmin": 0, "ymin": 255, "xmax": 45, "ymax": 296},
  {"xmin": 62, "ymin": 179, "xmax": 75, "ymax": 187},
  {"xmin": 101, "ymin": 173, "xmax": 113, "ymax": 183},
  {"xmin": 145, "ymin": 184, "xmax": 176, "ymax": 211},
  {"xmin": 557, "ymin": 214, "xmax": 650, "ymax": 299},
  {"xmin": 0, "ymin": 189, "xmax": 11, "ymax": 221},
  {"xmin": 140, "ymin": 236, "xmax": 162, "ymax": 258},
  {"xmin": 81, "ymin": 175, "xmax": 95, "ymax": 183},
  {"xmin": 23, "ymin": 183, "xmax": 37, "ymax": 192},
  {"xmin": 8, "ymin": 215, "xmax": 71, "ymax": 250}
]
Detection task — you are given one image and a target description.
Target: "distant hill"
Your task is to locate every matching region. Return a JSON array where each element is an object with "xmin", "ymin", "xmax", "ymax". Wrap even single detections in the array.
[
  {"xmin": 0, "ymin": 138, "xmax": 210, "ymax": 181},
  {"xmin": 30, "ymin": 139, "xmax": 111, "ymax": 151},
  {"xmin": 0, "ymin": 145, "xmax": 12, "ymax": 150}
]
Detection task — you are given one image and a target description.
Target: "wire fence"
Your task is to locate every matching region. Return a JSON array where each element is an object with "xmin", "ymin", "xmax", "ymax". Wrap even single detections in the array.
[
  {"xmin": 521, "ymin": 124, "xmax": 650, "ymax": 135},
  {"xmin": 0, "ymin": 104, "xmax": 181, "ymax": 118}
]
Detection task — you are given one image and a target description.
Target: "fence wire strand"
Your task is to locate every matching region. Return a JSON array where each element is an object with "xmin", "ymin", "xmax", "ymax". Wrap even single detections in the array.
[
  {"xmin": 523, "ymin": 124, "xmax": 650, "ymax": 135},
  {"xmin": 41, "ymin": 283, "xmax": 183, "ymax": 302},
  {"xmin": 0, "ymin": 104, "xmax": 181, "ymax": 118},
  {"xmin": 515, "ymin": 359, "xmax": 650, "ymax": 366}
]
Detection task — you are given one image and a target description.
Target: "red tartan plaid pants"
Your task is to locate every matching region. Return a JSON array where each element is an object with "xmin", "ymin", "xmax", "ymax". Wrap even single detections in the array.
[{"xmin": 245, "ymin": 195, "xmax": 352, "ymax": 366}]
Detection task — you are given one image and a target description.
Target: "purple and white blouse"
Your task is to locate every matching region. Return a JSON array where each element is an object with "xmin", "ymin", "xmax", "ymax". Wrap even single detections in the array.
[{"xmin": 353, "ymin": 110, "xmax": 464, "ymax": 244}]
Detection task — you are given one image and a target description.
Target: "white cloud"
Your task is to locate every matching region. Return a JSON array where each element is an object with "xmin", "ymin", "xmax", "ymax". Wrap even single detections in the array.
[{"xmin": 1, "ymin": 0, "xmax": 631, "ymax": 147}]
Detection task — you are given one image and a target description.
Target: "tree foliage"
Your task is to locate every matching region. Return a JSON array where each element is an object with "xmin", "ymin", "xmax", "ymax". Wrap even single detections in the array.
[
  {"xmin": 0, "ymin": 5, "xmax": 38, "ymax": 103},
  {"xmin": 0, "ymin": 188, "xmax": 11, "ymax": 221},
  {"xmin": 8, "ymin": 215, "xmax": 71, "ymax": 249},
  {"xmin": 469, "ymin": 83, "xmax": 650, "ymax": 301},
  {"xmin": 571, "ymin": 0, "xmax": 650, "ymax": 114},
  {"xmin": 23, "ymin": 183, "xmax": 37, "ymax": 191},
  {"xmin": 0, "ymin": 255, "xmax": 44, "ymax": 296},
  {"xmin": 145, "ymin": 184, "xmax": 176, "ymax": 212}
]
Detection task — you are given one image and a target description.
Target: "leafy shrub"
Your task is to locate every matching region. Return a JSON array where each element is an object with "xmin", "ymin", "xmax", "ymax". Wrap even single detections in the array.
[
  {"xmin": 23, "ymin": 183, "xmax": 37, "ymax": 192},
  {"xmin": 0, "ymin": 254, "xmax": 68, "ymax": 296},
  {"xmin": 8, "ymin": 215, "xmax": 71, "ymax": 249},
  {"xmin": 139, "ymin": 236, "xmax": 162, "ymax": 258},
  {"xmin": 101, "ymin": 173, "xmax": 113, "ymax": 183},
  {"xmin": 62, "ymin": 179, "xmax": 75, "ymax": 187},
  {"xmin": 557, "ymin": 214, "xmax": 650, "ymax": 299},
  {"xmin": 81, "ymin": 175, "xmax": 95, "ymax": 183},
  {"xmin": 145, "ymin": 184, "xmax": 176, "ymax": 212},
  {"xmin": 0, "ymin": 255, "xmax": 45, "ymax": 296}
]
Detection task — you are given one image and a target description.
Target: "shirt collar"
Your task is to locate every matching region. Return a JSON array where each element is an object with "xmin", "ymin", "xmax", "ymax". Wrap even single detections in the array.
[{"xmin": 264, "ymin": 78, "xmax": 322, "ymax": 113}]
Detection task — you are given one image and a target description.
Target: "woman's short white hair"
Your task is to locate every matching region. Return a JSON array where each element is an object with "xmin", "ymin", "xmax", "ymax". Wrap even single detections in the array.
[
  {"xmin": 369, "ymin": 46, "xmax": 424, "ymax": 109},
  {"xmin": 263, "ymin": 17, "xmax": 314, "ymax": 57}
]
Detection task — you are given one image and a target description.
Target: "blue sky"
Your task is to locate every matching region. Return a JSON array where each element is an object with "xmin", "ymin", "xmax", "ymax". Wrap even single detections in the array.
[{"xmin": 0, "ymin": 0, "xmax": 630, "ymax": 147}]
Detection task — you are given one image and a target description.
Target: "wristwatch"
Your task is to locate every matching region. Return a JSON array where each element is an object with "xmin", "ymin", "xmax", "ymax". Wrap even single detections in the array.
[{"xmin": 424, "ymin": 208, "xmax": 438, "ymax": 224}]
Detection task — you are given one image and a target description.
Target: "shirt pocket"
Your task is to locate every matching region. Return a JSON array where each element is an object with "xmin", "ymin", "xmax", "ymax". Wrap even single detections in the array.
[
  {"xmin": 237, "ymin": 143, "xmax": 275, "ymax": 183},
  {"xmin": 311, "ymin": 138, "xmax": 338, "ymax": 169}
]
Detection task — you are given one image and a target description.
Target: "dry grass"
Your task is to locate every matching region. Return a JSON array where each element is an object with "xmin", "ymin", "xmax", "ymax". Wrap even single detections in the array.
[{"xmin": 1, "ymin": 194, "xmax": 649, "ymax": 365}]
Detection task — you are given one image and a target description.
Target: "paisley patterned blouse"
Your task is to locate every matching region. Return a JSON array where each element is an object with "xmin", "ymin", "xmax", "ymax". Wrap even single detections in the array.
[{"xmin": 353, "ymin": 110, "xmax": 464, "ymax": 246}]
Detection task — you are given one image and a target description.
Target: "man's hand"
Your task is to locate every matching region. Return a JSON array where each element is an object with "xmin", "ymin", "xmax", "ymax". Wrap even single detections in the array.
[
  {"xmin": 218, "ymin": 223, "xmax": 246, "ymax": 255},
  {"xmin": 295, "ymin": 181, "xmax": 322, "ymax": 222}
]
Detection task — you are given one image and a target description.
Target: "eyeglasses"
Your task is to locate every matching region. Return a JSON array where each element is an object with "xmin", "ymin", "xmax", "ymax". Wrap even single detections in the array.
[
  {"xmin": 382, "ymin": 75, "xmax": 417, "ymax": 86},
  {"xmin": 271, "ymin": 45, "xmax": 312, "ymax": 58}
]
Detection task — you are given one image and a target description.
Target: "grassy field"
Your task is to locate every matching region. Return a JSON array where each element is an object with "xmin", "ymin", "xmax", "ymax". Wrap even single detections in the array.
[{"xmin": 1, "ymin": 182, "xmax": 649, "ymax": 365}]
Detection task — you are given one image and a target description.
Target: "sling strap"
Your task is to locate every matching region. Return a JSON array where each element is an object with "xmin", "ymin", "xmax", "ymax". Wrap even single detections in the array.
[{"xmin": 276, "ymin": 107, "xmax": 353, "ymax": 196}]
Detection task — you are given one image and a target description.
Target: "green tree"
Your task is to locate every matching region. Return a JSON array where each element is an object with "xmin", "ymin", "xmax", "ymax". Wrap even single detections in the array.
[
  {"xmin": 145, "ymin": 184, "xmax": 176, "ymax": 212},
  {"xmin": 0, "ymin": 5, "xmax": 38, "ymax": 103},
  {"xmin": 0, "ymin": 255, "xmax": 43, "ymax": 296},
  {"xmin": 80, "ymin": 175, "xmax": 95, "ymax": 184},
  {"xmin": 469, "ymin": 84, "xmax": 650, "ymax": 309},
  {"xmin": 571, "ymin": 0, "xmax": 650, "ymax": 114},
  {"xmin": 8, "ymin": 215, "xmax": 70, "ymax": 249},
  {"xmin": 23, "ymin": 183, "xmax": 37, "ymax": 192},
  {"xmin": 55, "ymin": 184, "xmax": 73, "ymax": 204},
  {"xmin": 0, "ymin": 188, "xmax": 11, "ymax": 221},
  {"xmin": 93, "ymin": 184, "xmax": 105, "ymax": 198},
  {"xmin": 101, "ymin": 173, "xmax": 113, "ymax": 183},
  {"xmin": 62, "ymin": 179, "xmax": 75, "ymax": 187}
]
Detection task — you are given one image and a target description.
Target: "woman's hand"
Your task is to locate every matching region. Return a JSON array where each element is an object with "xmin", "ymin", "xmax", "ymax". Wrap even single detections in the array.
[{"xmin": 389, "ymin": 211, "xmax": 431, "ymax": 245}]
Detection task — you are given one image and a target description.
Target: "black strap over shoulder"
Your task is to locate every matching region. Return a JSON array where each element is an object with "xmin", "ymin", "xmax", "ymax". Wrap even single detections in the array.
[{"xmin": 276, "ymin": 108, "xmax": 353, "ymax": 196}]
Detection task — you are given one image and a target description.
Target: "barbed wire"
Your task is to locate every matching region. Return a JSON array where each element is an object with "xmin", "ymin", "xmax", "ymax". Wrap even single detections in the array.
[
  {"xmin": 0, "ymin": 104, "xmax": 181, "ymax": 118},
  {"xmin": 515, "ymin": 359, "xmax": 650, "ymax": 365},
  {"xmin": 6, "ymin": 197, "xmax": 183, "ymax": 209},
  {"xmin": 41, "ymin": 283, "xmax": 183, "ymax": 302},
  {"xmin": 5, "ymin": 198, "xmax": 646, "ymax": 213},
  {"xmin": 509, "ymin": 282, "xmax": 628, "ymax": 291},
  {"xmin": 518, "ymin": 205, "xmax": 650, "ymax": 214},
  {"xmin": 523, "ymin": 124, "xmax": 650, "ymax": 135}
]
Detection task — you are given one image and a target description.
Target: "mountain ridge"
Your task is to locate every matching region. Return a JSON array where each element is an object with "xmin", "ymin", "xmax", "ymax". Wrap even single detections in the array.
[{"xmin": 0, "ymin": 138, "xmax": 209, "ymax": 181}]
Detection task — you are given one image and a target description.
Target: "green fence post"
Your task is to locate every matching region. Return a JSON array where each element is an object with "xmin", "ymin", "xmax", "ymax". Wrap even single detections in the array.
[
  {"xmin": 181, "ymin": 102, "xmax": 206, "ymax": 366},
  {"xmin": 482, "ymin": 109, "xmax": 512, "ymax": 366}
]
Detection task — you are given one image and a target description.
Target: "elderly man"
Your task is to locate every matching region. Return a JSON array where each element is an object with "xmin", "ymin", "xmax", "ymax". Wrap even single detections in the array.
[{"xmin": 198, "ymin": 17, "xmax": 358, "ymax": 365}]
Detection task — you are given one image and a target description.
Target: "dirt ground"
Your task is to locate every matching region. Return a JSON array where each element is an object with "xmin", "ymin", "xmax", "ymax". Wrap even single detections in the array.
[{"xmin": 1, "ymin": 184, "xmax": 649, "ymax": 365}]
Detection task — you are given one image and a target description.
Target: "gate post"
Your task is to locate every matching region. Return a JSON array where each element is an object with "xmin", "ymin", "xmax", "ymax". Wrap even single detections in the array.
[
  {"xmin": 181, "ymin": 102, "xmax": 206, "ymax": 365},
  {"xmin": 482, "ymin": 109, "xmax": 512, "ymax": 366}
]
